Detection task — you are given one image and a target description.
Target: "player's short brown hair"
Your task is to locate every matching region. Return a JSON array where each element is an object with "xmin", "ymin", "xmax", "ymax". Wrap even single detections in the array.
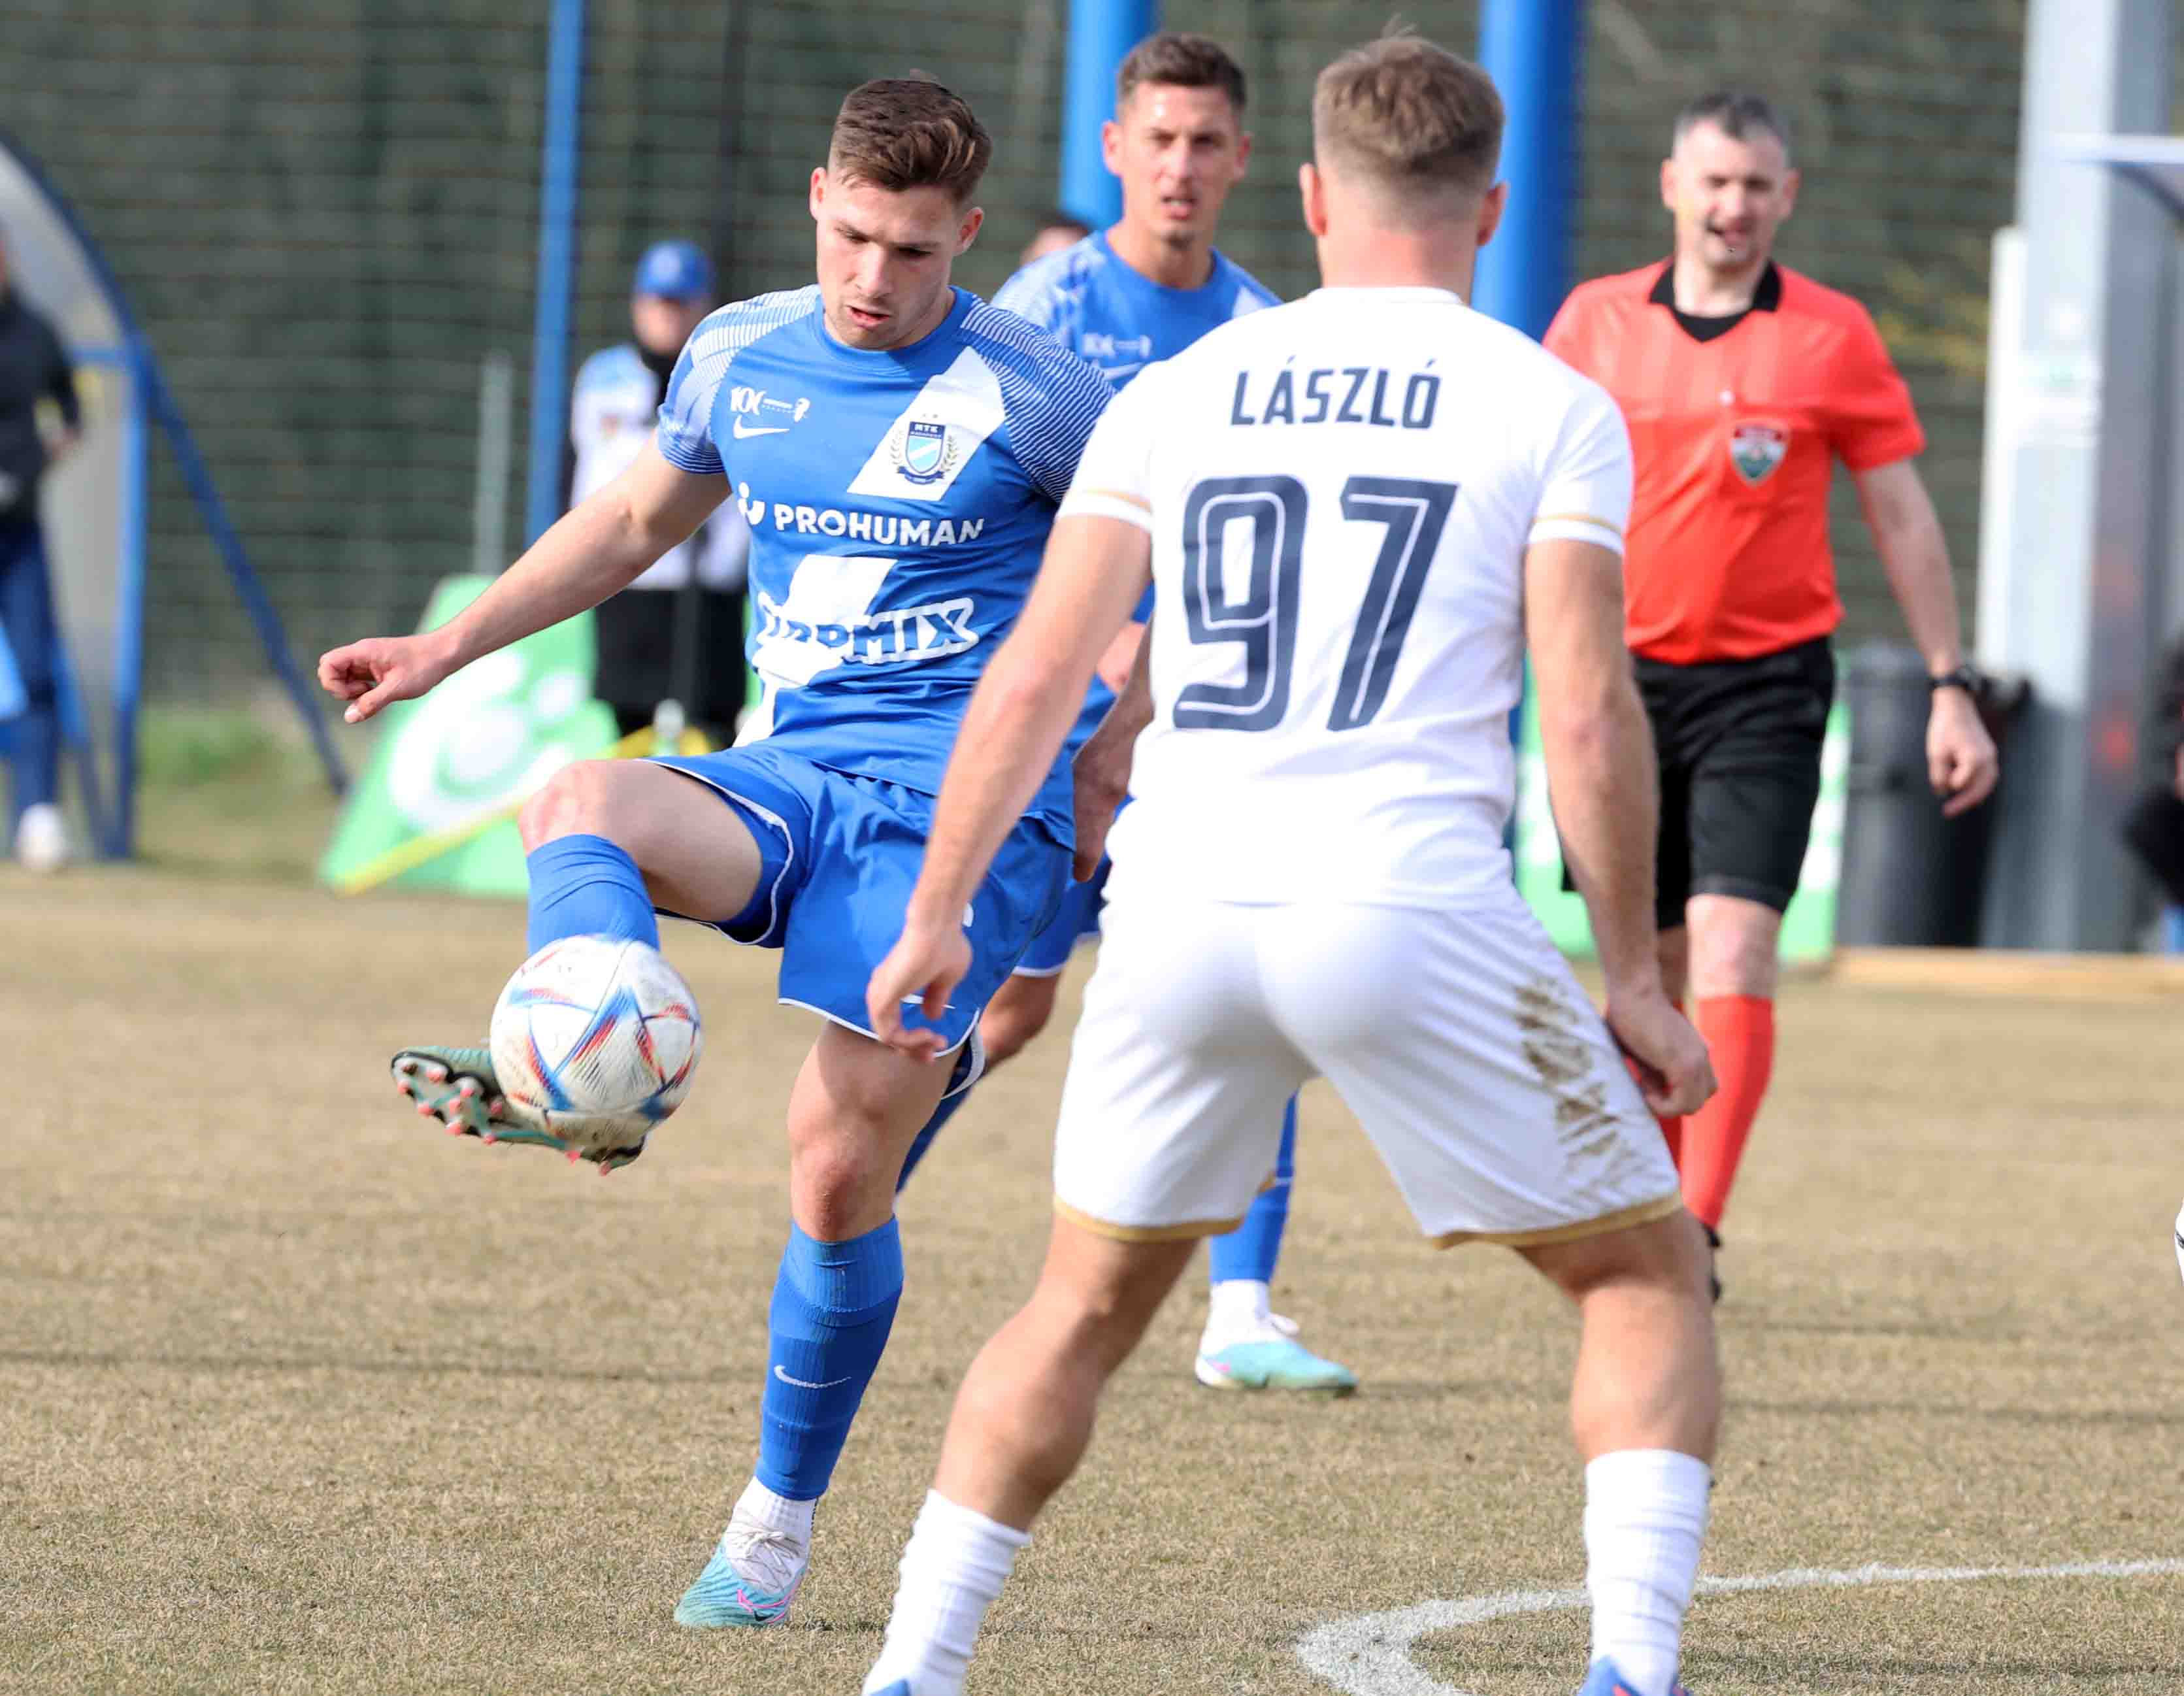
[
  {"xmin": 1312, "ymin": 35, "xmax": 1504, "ymax": 207},
  {"xmin": 828, "ymin": 77, "xmax": 993, "ymax": 204},
  {"xmin": 1116, "ymin": 31, "xmax": 1248, "ymax": 114}
]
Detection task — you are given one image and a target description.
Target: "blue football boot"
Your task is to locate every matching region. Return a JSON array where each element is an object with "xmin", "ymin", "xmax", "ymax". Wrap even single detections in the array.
[{"xmin": 673, "ymin": 1513, "xmax": 809, "ymax": 1629}]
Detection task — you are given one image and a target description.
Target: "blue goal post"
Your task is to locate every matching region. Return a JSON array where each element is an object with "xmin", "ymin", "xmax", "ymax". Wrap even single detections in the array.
[{"xmin": 0, "ymin": 131, "xmax": 346, "ymax": 857}]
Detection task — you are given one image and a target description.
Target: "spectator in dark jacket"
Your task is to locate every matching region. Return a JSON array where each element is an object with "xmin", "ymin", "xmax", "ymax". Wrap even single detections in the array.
[
  {"xmin": 0, "ymin": 226, "xmax": 80, "ymax": 870},
  {"xmin": 2121, "ymin": 631, "xmax": 2184, "ymax": 926}
]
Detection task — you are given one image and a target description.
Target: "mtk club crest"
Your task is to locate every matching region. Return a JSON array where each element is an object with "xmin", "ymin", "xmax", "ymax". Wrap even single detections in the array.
[
  {"xmin": 1729, "ymin": 421, "xmax": 1789, "ymax": 486},
  {"xmin": 895, "ymin": 418, "xmax": 961, "ymax": 485}
]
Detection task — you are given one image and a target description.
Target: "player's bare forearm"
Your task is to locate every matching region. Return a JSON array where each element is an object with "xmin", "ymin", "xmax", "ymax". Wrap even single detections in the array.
[
  {"xmin": 1856, "ymin": 457, "xmax": 1998, "ymax": 812},
  {"xmin": 443, "ymin": 446, "xmax": 725, "ymax": 669},
  {"xmin": 1524, "ymin": 537, "xmax": 1664, "ymax": 994},
  {"xmin": 1546, "ymin": 689, "xmax": 1663, "ymax": 991},
  {"xmin": 437, "ymin": 505, "xmax": 651, "ymax": 669},
  {"xmin": 1078, "ymin": 617, "xmax": 1153, "ymax": 794},
  {"xmin": 910, "ymin": 650, "xmax": 1091, "ymax": 931},
  {"xmin": 1068, "ymin": 618, "xmax": 1153, "ymax": 879},
  {"xmin": 908, "ymin": 516, "xmax": 1153, "ymax": 928},
  {"xmin": 1094, "ymin": 618, "xmax": 1146, "ymax": 697},
  {"xmin": 1856, "ymin": 459, "xmax": 1962, "ymax": 673},
  {"xmin": 320, "ymin": 444, "xmax": 728, "ymax": 722},
  {"xmin": 1094, "ymin": 616, "xmax": 1155, "ymax": 749}
]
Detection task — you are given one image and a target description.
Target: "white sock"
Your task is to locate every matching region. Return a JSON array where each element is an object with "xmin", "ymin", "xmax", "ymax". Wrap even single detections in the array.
[
  {"xmin": 734, "ymin": 1475, "xmax": 815, "ymax": 1546},
  {"xmin": 862, "ymin": 1490, "xmax": 1031, "ymax": 1696},
  {"xmin": 1205, "ymin": 1278, "xmax": 1272, "ymax": 1341},
  {"xmin": 1583, "ymin": 1448, "xmax": 1711, "ymax": 1696}
]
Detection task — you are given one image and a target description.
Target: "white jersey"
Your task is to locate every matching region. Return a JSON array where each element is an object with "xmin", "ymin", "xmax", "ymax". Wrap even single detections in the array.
[
  {"xmin": 571, "ymin": 342, "xmax": 750, "ymax": 592},
  {"xmin": 1060, "ymin": 286, "xmax": 1632, "ymax": 906}
]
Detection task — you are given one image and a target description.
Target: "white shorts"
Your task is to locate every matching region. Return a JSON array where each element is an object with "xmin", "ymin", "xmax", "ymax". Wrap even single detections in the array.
[{"xmin": 1052, "ymin": 886, "xmax": 1681, "ymax": 1248}]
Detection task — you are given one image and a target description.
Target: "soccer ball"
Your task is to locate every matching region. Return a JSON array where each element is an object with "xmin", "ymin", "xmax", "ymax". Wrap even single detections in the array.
[{"xmin": 488, "ymin": 935, "xmax": 703, "ymax": 1155}]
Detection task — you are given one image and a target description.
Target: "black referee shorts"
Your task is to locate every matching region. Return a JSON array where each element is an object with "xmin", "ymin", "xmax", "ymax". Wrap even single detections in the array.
[
  {"xmin": 1561, "ymin": 636, "xmax": 1835, "ymax": 930},
  {"xmin": 1638, "ymin": 636, "xmax": 1835, "ymax": 932}
]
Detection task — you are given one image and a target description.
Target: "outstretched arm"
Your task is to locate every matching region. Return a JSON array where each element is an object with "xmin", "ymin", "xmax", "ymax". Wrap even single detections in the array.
[
  {"xmin": 319, "ymin": 442, "xmax": 727, "ymax": 722},
  {"xmin": 867, "ymin": 515, "xmax": 1152, "ymax": 1056}
]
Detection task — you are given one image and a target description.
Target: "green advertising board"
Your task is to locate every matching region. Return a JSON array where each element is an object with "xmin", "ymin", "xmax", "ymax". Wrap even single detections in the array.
[
  {"xmin": 318, "ymin": 576, "xmax": 620, "ymax": 899},
  {"xmin": 1513, "ymin": 690, "xmax": 1847, "ymax": 965}
]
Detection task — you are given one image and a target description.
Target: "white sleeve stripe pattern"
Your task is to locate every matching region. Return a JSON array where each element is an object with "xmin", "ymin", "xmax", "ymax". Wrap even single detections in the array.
[
  {"xmin": 991, "ymin": 242, "xmax": 1095, "ymax": 331},
  {"xmin": 963, "ymin": 302, "xmax": 1112, "ymax": 503},
  {"xmin": 657, "ymin": 433, "xmax": 721, "ymax": 476},
  {"xmin": 655, "ymin": 286, "xmax": 822, "ymax": 476}
]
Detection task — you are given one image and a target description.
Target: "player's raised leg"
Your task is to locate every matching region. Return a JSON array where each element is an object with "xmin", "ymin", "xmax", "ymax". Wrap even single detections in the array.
[
  {"xmin": 391, "ymin": 757, "xmax": 763, "ymax": 1162},
  {"xmin": 677, "ymin": 1020, "xmax": 951, "ymax": 1629},
  {"xmin": 1197, "ymin": 1099, "xmax": 1355, "ymax": 1393},
  {"xmin": 1523, "ymin": 1214, "xmax": 1718, "ymax": 1696},
  {"xmin": 861, "ymin": 1218, "xmax": 1197, "ymax": 1695}
]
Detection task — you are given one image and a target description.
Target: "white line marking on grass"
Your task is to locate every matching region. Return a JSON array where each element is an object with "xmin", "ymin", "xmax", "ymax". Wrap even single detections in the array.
[{"xmin": 1295, "ymin": 1557, "xmax": 2184, "ymax": 1696}]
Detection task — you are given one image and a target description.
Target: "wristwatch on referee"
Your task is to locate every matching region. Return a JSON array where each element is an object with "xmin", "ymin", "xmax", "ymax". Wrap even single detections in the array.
[{"xmin": 1927, "ymin": 663, "xmax": 1981, "ymax": 697}]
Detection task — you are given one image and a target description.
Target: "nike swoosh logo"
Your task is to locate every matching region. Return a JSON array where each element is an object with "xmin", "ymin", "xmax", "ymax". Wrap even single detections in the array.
[
  {"xmin": 733, "ymin": 420, "xmax": 789, "ymax": 438},
  {"xmin": 773, "ymin": 1363, "xmax": 852, "ymax": 1390}
]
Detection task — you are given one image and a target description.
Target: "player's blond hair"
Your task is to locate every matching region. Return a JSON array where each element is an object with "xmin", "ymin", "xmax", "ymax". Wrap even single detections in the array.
[
  {"xmin": 828, "ymin": 77, "xmax": 993, "ymax": 205},
  {"xmin": 1312, "ymin": 35, "xmax": 1504, "ymax": 212}
]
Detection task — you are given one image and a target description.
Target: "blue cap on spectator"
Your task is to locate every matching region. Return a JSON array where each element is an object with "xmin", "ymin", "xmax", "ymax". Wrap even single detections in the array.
[{"xmin": 633, "ymin": 240, "xmax": 714, "ymax": 301}]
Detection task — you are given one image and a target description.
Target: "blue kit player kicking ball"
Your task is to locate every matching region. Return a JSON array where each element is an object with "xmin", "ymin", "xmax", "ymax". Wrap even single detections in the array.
[
  {"xmin": 317, "ymin": 77, "xmax": 1108, "ymax": 1630},
  {"xmin": 980, "ymin": 31, "xmax": 1355, "ymax": 1397}
]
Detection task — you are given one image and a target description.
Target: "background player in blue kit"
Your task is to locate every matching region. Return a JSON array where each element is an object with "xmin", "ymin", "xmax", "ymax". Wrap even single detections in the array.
[
  {"xmin": 318, "ymin": 76, "xmax": 1110, "ymax": 1631},
  {"xmin": 982, "ymin": 32, "xmax": 1356, "ymax": 1397}
]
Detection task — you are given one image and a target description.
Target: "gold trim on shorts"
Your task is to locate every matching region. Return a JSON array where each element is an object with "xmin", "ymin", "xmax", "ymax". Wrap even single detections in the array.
[
  {"xmin": 1427, "ymin": 1191, "xmax": 1685, "ymax": 1250},
  {"xmin": 1053, "ymin": 1197, "xmax": 1249, "ymax": 1243}
]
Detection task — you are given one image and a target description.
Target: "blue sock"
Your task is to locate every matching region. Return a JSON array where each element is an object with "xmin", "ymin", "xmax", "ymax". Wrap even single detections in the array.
[
  {"xmin": 524, "ymin": 833, "xmax": 660, "ymax": 954},
  {"xmin": 1208, "ymin": 1096, "xmax": 1296, "ymax": 1285},
  {"xmin": 756, "ymin": 1219, "xmax": 904, "ymax": 1501}
]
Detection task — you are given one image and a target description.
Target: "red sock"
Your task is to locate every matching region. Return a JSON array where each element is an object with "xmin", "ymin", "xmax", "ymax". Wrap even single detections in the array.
[{"xmin": 1680, "ymin": 995, "xmax": 1775, "ymax": 1231}]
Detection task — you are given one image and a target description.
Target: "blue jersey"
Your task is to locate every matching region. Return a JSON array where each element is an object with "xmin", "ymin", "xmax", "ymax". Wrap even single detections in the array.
[
  {"xmin": 993, "ymin": 230, "xmax": 1278, "ymax": 385},
  {"xmin": 994, "ymin": 231, "xmax": 1279, "ymax": 746},
  {"xmin": 655, "ymin": 285, "xmax": 1111, "ymax": 840}
]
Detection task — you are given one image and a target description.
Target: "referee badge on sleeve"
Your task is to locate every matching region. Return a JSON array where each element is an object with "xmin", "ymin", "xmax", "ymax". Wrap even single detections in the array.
[{"xmin": 1729, "ymin": 421, "xmax": 1789, "ymax": 486}]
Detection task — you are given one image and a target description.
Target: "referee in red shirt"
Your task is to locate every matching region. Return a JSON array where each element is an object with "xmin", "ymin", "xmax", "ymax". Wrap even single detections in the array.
[{"xmin": 1546, "ymin": 91, "xmax": 1998, "ymax": 1283}]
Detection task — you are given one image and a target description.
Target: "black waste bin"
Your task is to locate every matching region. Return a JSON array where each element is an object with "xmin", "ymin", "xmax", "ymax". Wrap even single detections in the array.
[{"xmin": 1834, "ymin": 642, "xmax": 2021, "ymax": 948}]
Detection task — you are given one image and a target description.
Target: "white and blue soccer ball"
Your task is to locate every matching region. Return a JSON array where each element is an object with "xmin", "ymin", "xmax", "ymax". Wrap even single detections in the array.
[{"xmin": 489, "ymin": 935, "xmax": 703, "ymax": 1153}]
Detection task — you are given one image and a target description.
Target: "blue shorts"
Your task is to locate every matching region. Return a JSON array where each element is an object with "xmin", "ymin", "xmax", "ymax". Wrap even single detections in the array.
[
  {"xmin": 1013, "ymin": 855, "xmax": 1111, "ymax": 976},
  {"xmin": 651, "ymin": 742, "xmax": 1069, "ymax": 1053}
]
